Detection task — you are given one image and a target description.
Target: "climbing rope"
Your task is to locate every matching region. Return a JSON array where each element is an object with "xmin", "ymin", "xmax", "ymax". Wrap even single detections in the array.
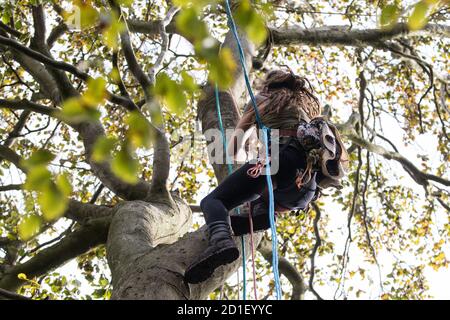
[
  {"xmin": 214, "ymin": 0, "xmax": 283, "ymax": 300},
  {"xmin": 248, "ymin": 203, "xmax": 258, "ymax": 300}
]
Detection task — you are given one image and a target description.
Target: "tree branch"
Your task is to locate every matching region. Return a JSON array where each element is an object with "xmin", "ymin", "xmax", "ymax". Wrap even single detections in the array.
[
  {"xmin": 0, "ymin": 217, "xmax": 110, "ymax": 291},
  {"xmin": 0, "ymin": 184, "xmax": 22, "ymax": 192},
  {"xmin": 46, "ymin": 24, "xmax": 68, "ymax": 48},
  {"xmin": 111, "ymin": 1, "xmax": 152, "ymax": 97},
  {"xmin": 73, "ymin": 121, "xmax": 153, "ymax": 200},
  {"xmin": 127, "ymin": 19, "xmax": 449, "ymax": 44},
  {"xmin": 127, "ymin": 19, "xmax": 177, "ymax": 37},
  {"xmin": 148, "ymin": 6, "xmax": 180, "ymax": 83},
  {"xmin": 309, "ymin": 202, "xmax": 323, "ymax": 300},
  {"xmin": 0, "ymin": 98, "xmax": 55, "ymax": 115},
  {"xmin": 0, "ymin": 34, "xmax": 138, "ymax": 111},
  {"xmin": 0, "ymin": 98, "xmax": 153, "ymax": 200},
  {"xmin": 346, "ymin": 132, "xmax": 450, "ymax": 187},
  {"xmin": 111, "ymin": 2, "xmax": 175, "ymax": 202},
  {"xmin": 258, "ymin": 236, "xmax": 306, "ymax": 300},
  {"xmin": 0, "ymin": 287, "xmax": 31, "ymax": 300},
  {"xmin": 0, "ymin": 145, "xmax": 26, "ymax": 172},
  {"xmin": 0, "ymin": 21, "xmax": 22, "ymax": 38},
  {"xmin": 197, "ymin": 29, "xmax": 255, "ymax": 182},
  {"xmin": 65, "ymin": 200, "xmax": 113, "ymax": 223},
  {"xmin": 271, "ymin": 23, "xmax": 450, "ymax": 47}
]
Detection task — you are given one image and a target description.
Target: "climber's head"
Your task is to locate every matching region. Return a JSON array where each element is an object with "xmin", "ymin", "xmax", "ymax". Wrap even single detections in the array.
[
  {"xmin": 260, "ymin": 69, "xmax": 321, "ymax": 120},
  {"xmin": 263, "ymin": 69, "xmax": 306, "ymax": 91}
]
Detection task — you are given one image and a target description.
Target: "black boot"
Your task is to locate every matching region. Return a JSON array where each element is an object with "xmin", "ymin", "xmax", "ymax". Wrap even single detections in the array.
[
  {"xmin": 184, "ymin": 221, "xmax": 239, "ymax": 284},
  {"xmin": 230, "ymin": 201, "xmax": 274, "ymax": 236}
]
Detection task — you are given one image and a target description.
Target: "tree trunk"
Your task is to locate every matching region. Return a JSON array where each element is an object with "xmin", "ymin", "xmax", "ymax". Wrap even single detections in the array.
[{"xmin": 108, "ymin": 28, "xmax": 263, "ymax": 300}]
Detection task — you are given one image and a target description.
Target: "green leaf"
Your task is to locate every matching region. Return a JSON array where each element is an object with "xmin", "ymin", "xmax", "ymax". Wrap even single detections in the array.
[
  {"xmin": 56, "ymin": 173, "xmax": 73, "ymax": 196},
  {"xmin": 102, "ymin": 12, "xmax": 125, "ymax": 50},
  {"xmin": 2, "ymin": 10, "xmax": 11, "ymax": 24},
  {"xmin": 116, "ymin": 0, "xmax": 134, "ymax": 6},
  {"xmin": 234, "ymin": 0, "xmax": 268, "ymax": 45},
  {"xmin": 109, "ymin": 67, "xmax": 121, "ymax": 84},
  {"xmin": 60, "ymin": 97, "xmax": 101, "ymax": 123},
  {"xmin": 208, "ymin": 47, "xmax": 237, "ymax": 89},
  {"xmin": 18, "ymin": 215, "xmax": 42, "ymax": 241},
  {"xmin": 38, "ymin": 183, "xmax": 68, "ymax": 221},
  {"xmin": 379, "ymin": 4, "xmax": 400, "ymax": 30},
  {"xmin": 181, "ymin": 71, "xmax": 198, "ymax": 92},
  {"xmin": 175, "ymin": 7, "xmax": 209, "ymax": 42},
  {"xmin": 408, "ymin": 1, "xmax": 430, "ymax": 30},
  {"xmin": 21, "ymin": 150, "xmax": 55, "ymax": 169},
  {"xmin": 17, "ymin": 273, "xmax": 28, "ymax": 280},
  {"xmin": 153, "ymin": 73, "xmax": 187, "ymax": 115},
  {"xmin": 111, "ymin": 146, "xmax": 140, "ymax": 184},
  {"xmin": 83, "ymin": 77, "xmax": 107, "ymax": 106},
  {"xmin": 92, "ymin": 136, "xmax": 117, "ymax": 162},
  {"xmin": 24, "ymin": 166, "xmax": 52, "ymax": 192},
  {"xmin": 99, "ymin": 277, "xmax": 109, "ymax": 286},
  {"xmin": 125, "ymin": 112, "xmax": 154, "ymax": 148},
  {"xmin": 63, "ymin": 0, "xmax": 99, "ymax": 29}
]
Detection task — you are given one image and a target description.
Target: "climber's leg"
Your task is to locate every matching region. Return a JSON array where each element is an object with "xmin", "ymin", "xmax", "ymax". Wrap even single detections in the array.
[
  {"xmin": 184, "ymin": 163, "xmax": 268, "ymax": 284},
  {"xmin": 230, "ymin": 144, "xmax": 309, "ymax": 236},
  {"xmin": 230, "ymin": 197, "xmax": 271, "ymax": 236}
]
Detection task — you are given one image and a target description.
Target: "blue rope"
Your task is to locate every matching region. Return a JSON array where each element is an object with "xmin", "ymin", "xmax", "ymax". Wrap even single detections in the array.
[
  {"xmin": 214, "ymin": 84, "xmax": 247, "ymax": 300},
  {"xmin": 223, "ymin": 0, "xmax": 282, "ymax": 300}
]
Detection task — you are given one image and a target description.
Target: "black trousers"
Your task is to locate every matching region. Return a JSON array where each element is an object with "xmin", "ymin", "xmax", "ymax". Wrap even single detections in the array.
[{"xmin": 200, "ymin": 144, "xmax": 308, "ymax": 225}]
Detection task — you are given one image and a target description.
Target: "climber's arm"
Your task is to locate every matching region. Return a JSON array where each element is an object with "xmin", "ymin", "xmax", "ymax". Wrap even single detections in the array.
[{"xmin": 227, "ymin": 101, "xmax": 266, "ymax": 160}]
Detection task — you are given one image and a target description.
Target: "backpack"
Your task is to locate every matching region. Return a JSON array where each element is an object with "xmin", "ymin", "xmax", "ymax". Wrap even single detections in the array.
[{"xmin": 249, "ymin": 117, "xmax": 349, "ymax": 213}]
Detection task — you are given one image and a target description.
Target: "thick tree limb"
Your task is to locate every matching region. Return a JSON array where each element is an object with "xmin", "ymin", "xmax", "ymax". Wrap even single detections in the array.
[
  {"xmin": 0, "ymin": 217, "xmax": 110, "ymax": 291},
  {"xmin": 0, "ymin": 35, "xmax": 88, "ymax": 80},
  {"xmin": 65, "ymin": 200, "xmax": 113, "ymax": 223},
  {"xmin": 73, "ymin": 121, "xmax": 153, "ymax": 200},
  {"xmin": 111, "ymin": 2, "xmax": 175, "ymax": 202},
  {"xmin": 31, "ymin": 5, "xmax": 47, "ymax": 50},
  {"xmin": 30, "ymin": 5, "xmax": 79, "ymax": 100},
  {"xmin": 107, "ymin": 194, "xmax": 192, "ymax": 292},
  {"xmin": 197, "ymin": 29, "xmax": 255, "ymax": 182},
  {"xmin": 146, "ymin": 7, "xmax": 179, "ymax": 202},
  {"xmin": 8, "ymin": 50, "xmax": 62, "ymax": 104},
  {"xmin": 271, "ymin": 23, "xmax": 450, "ymax": 47},
  {"xmin": 128, "ymin": 20, "xmax": 449, "ymax": 44}
]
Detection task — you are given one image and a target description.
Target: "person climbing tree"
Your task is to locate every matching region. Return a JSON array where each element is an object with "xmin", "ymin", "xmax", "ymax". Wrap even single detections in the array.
[{"xmin": 184, "ymin": 70, "xmax": 349, "ymax": 284}]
